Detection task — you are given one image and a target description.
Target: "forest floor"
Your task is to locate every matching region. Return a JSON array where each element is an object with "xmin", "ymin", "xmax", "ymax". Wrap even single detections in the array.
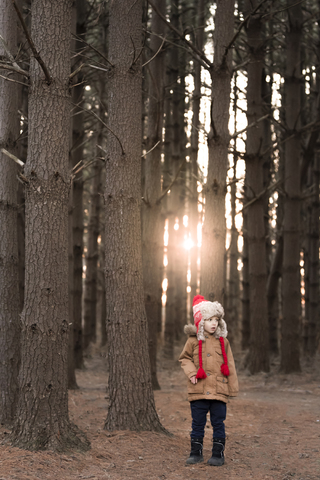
[{"xmin": 0, "ymin": 346, "xmax": 320, "ymax": 480}]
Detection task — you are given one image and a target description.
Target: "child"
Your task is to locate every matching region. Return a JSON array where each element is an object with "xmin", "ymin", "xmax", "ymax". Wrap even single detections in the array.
[{"xmin": 179, "ymin": 295, "xmax": 239, "ymax": 466}]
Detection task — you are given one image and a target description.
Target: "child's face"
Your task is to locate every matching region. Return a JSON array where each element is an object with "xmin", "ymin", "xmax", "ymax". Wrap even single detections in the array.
[{"xmin": 204, "ymin": 316, "xmax": 219, "ymax": 334}]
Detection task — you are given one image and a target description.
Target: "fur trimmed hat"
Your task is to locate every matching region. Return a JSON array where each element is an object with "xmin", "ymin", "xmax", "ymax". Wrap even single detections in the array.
[
  {"xmin": 192, "ymin": 294, "xmax": 227, "ymax": 341},
  {"xmin": 191, "ymin": 295, "xmax": 229, "ymax": 379}
]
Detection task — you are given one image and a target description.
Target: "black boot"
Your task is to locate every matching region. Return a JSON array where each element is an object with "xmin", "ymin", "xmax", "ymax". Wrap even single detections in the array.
[
  {"xmin": 207, "ymin": 438, "xmax": 225, "ymax": 466},
  {"xmin": 186, "ymin": 437, "xmax": 204, "ymax": 464}
]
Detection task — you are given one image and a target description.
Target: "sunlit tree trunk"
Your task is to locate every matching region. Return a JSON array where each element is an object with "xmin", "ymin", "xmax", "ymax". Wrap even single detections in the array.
[
  {"xmin": 142, "ymin": 0, "xmax": 166, "ymax": 390},
  {"xmin": 104, "ymin": 0, "xmax": 165, "ymax": 432},
  {"xmin": 281, "ymin": 0, "xmax": 302, "ymax": 373},
  {"xmin": 227, "ymin": 76, "xmax": 240, "ymax": 345},
  {"xmin": 201, "ymin": 0, "xmax": 234, "ymax": 303},
  {"xmin": 0, "ymin": 0, "xmax": 20, "ymax": 426},
  {"xmin": 10, "ymin": 0, "xmax": 89, "ymax": 451},
  {"xmin": 189, "ymin": 0, "xmax": 206, "ymax": 319},
  {"xmin": 164, "ymin": 0, "xmax": 183, "ymax": 359}
]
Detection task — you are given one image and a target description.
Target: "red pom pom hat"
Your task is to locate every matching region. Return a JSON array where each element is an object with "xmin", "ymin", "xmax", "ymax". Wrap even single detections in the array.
[{"xmin": 192, "ymin": 295, "xmax": 229, "ymax": 379}]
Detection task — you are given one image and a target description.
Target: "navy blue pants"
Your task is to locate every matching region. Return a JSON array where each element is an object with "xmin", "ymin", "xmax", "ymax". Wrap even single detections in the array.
[{"xmin": 190, "ymin": 399, "xmax": 226, "ymax": 439}]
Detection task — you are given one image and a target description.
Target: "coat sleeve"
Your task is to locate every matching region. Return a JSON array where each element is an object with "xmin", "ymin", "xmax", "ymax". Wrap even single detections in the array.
[
  {"xmin": 179, "ymin": 337, "xmax": 198, "ymax": 379},
  {"xmin": 225, "ymin": 339, "xmax": 239, "ymax": 396}
]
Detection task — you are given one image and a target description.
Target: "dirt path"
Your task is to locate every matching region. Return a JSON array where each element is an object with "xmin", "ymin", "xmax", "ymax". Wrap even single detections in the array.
[{"xmin": 1, "ymin": 351, "xmax": 320, "ymax": 480}]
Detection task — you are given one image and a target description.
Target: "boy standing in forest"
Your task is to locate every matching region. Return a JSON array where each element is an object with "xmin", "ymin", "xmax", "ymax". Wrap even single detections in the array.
[{"xmin": 179, "ymin": 295, "xmax": 239, "ymax": 466}]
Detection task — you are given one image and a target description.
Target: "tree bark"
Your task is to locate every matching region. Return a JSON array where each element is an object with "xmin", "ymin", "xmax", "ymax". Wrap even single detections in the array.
[
  {"xmin": 281, "ymin": 0, "xmax": 302, "ymax": 373},
  {"xmin": 244, "ymin": 0, "xmax": 269, "ymax": 373},
  {"xmin": 142, "ymin": 0, "xmax": 166, "ymax": 390},
  {"xmin": 189, "ymin": 0, "xmax": 206, "ymax": 319},
  {"xmin": 201, "ymin": 0, "xmax": 234, "ymax": 303},
  {"xmin": 83, "ymin": 143, "xmax": 103, "ymax": 350},
  {"xmin": 71, "ymin": 0, "xmax": 87, "ymax": 369},
  {"xmin": 10, "ymin": 0, "xmax": 89, "ymax": 451},
  {"xmin": 104, "ymin": 0, "xmax": 166, "ymax": 433},
  {"xmin": 0, "ymin": 0, "xmax": 20, "ymax": 426},
  {"xmin": 163, "ymin": 0, "xmax": 186, "ymax": 358}
]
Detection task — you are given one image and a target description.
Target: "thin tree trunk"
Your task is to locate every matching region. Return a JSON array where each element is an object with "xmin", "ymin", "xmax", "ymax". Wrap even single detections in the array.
[
  {"xmin": 244, "ymin": 0, "xmax": 269, "ymax": 373},
  {"xmin": 67, "ymin": 2, "xmax": 80, "ymax": 391},
  {"xmin": 0, "ymin": 0, "xmax": 20, "ymax": 426},
  {"xmin": 83, "ymin": 139, "xmax": 104, "ymax": 350},
  {"xmin": 306, "ymin": 155, "xmax": 319, "ymax": 355},
  {"xmin": 241, "ymin": 205, "xmax": 250, "ymax": 349},
  {"xmin": 281, "ymin": 0, "xmax": 302, "ymax": 373},
  {"xmin": 201, "ymin": 0, "xmax": 234, "ymax": 303},
  {"xmin": 10, "ymin": 0, "xmax": 89, "ymax": 451},
  {"xmin": 227, "ymin": 76, "xmax": 240, "ymax": 345},
  {"xmin": 71, "ymin": 0, "xmax": 87, "ymax": 370},
  {"xmin": 104, "ymin": 0, "xmax": 166, "ymax": 433},
  {"xmin": 164, "ymin": 0, "xmax": 182, "ymax": 359},
  {"xmin": 267, "ymin": 236, "xmax": 283, "ymax": 355},
  {"xmin": 189, "ymin": 0, "xmax": 206, "ymax": 319},
  {"xmin": 142, "ymin": 0, "xmax": 166, "ymax": 390}
]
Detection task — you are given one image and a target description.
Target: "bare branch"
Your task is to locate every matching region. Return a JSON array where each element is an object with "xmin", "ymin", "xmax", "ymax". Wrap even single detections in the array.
[
  {"xmin": 147, "ymin": 0, "xmax": 212, "ymax": 70},
  {"xmin": 11, "ymin": 0, "xmax": 52, "ymax": 84},
  {"xmin": 0, "ymin": 62, "xmax": 29, "ymax": 78},
  {"xmin": 156, "ymin": 158, "xmax": 186, "ymax": 204},
  {"xmin": 96, "ymin": 144, "xmax": 107, "ymax": 155},
  {"xmin": 230, "ymin": 113, "xmax": 270, "ymax": 139},
  {"xmin": 223, "ymin": 0, "xmax": 270, "ymax": 64},
  {"xmin": 1, "ymin": 148, "xmax": 24, "ymax": 167},
  {"xmin": 69, "ymin": 63, "xmax": 85, "ymax": 81},
  {"xmin": 0, "ymin": 33, "xmax": 30, "ymax": 78},
  {"xmin": 0, "ymin": 73, "xmax": 29, "ymax": 87},
  {"xmin": 72, "ymin": 102, "xmax": 125, "ymax": 155},
  {"xmin": 238, "ymin": 178, "xmax": 283, "ymax": 215},
  {"xmin": 142, "ymin": 36, "xmax": 166, "ymax": 68},
  {"xmin": 71, "ymin": 33, "xmax": 114, "ymax": 67},
  {"xmin": 141, "ymin": 141, "xmax": 160, "ymax": 158}
]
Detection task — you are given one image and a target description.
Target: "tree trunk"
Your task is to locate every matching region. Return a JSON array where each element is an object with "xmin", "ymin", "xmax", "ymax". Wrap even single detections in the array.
[
  {"xmin": 104, "ymin": 0, "xmax": 166, "ymax": 433},
  {"xmin": 71, "ymin": 0, "xmax": 87, "ymax": 370},
  {"xmin": 142, "ymin": 0, "xmax": 166, "ymax": 390},
  {"xmin": 189, "ymin": 0, "xmax": 206, "ymax": 320},
  {"xmin": 227, "ymin": 76, "xmax": 240, "ymax": 346},
  {"xmin": 281, "ymin": 0, "xmax": 302, "ymax": 373},
  {"xmin": 83, "ymin": 141, "xmax": 104, "ymax": 350},
  {"xmin": 267, "ymin": 236, "xmax": 283, "ymax": 355},
  {"xmin": 0, "ymin": 0, "xmax": 20, "ymax": 426},
  {"xmin": 10, "ymin": 0, "xmax": 89, "ymax": 451},
  {"xmin": 201, "ymin": 0, "xmax": 234, "ymax": 303},
  {"xmin": 244, "ymin": 0, "xmax": 269, "ymax": 373},
  {"xmin": 241, "ymin": 205, "xmax": 250, "ymax": 349},
  {"xmin": 67, "ymin": 2, "xmax": 81, "ymax": 391},
  {"xmin": 163, "ymin": 0, "xmax": 185, "ymax": 359}
]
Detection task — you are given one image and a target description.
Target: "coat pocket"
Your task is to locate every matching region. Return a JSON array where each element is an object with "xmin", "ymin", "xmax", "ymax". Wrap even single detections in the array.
[
  {"xmin": 187, "ymin": 379, "xmax": 205, "ymax": 394},
  {"xmin": 216, "ymin": 375, "xmax": 229, "ymax": 396}
]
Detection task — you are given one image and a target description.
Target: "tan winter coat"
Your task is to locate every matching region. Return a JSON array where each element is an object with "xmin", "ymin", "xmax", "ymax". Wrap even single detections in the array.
[{"xmin": 179, "ymin": 325, "xmax": 239, "ymax": 403}]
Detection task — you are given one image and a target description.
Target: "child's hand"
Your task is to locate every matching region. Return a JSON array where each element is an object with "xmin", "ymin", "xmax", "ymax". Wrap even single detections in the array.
[{"xmin": 190, "ymin": 376, "xmax": 198, "ymax": 384}]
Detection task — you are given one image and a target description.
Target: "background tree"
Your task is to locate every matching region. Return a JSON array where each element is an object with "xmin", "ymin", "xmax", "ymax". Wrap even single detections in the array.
[
  {"xmin": 201, "ymin": 0, "xmax": 235, "ymax": 304},
  {"xmin": 243, "ymin": 0, "xmax": 269, "ymax": 373},
  {"xmin": 10, "ymin": 0, "xmax": 89, "ymax": 451},
  {"xmin": 142, "ymin": 0, "xmax": 166, "ymax": 389},
  {"xmin": 0, "ymin": 0, "xmax": 20, "ymax": 426},
  {"xmin": 104, "ymin": 0, "xmax": 166, "ymax": 432},
  {"xmin": 281, "ymin": 0, "xmax": 303, "ymax": 373}
]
